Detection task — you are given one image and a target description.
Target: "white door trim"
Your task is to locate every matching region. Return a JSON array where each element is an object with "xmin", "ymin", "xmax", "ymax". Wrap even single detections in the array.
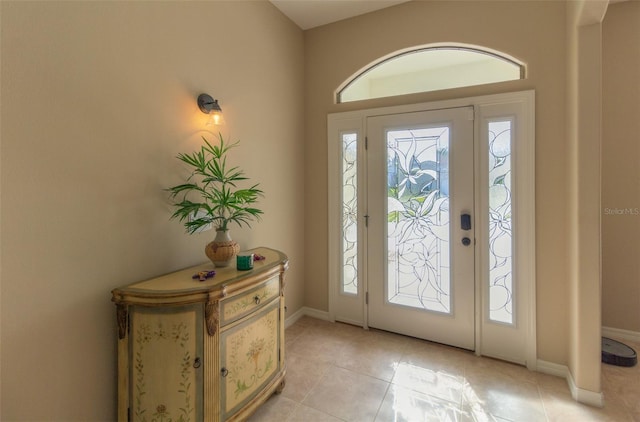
[{"xmin": 327, "ymin": 90, "xmax": 536, "ymax": 367}]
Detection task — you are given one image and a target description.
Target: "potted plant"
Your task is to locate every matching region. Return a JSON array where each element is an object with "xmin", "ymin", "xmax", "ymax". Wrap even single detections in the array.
[{"xmin": 167, "ymin": 133, "xmax": 263, "ymax": 266}]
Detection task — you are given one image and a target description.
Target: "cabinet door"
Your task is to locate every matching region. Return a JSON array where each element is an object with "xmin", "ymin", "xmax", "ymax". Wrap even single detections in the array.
[
  {"xmin": 129, "ymin": 304, "xmax": 203, "ymax": 422},
  {"xmin": 220, "ymin": 300, "xmax": 280, "ymax": 419}
]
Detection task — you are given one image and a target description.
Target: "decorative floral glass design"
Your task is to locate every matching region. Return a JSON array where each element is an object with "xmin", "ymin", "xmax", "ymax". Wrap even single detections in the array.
[
  {"xmin": 342, "ymin": 132, "xmax": 358, "ymax": 295},
  {"xmin": 386, "ymin": 127, "xmax": 451, "ymax": 313},
  {"xmin": 488, "ymin": 120, "xmax": 513, "ymax": 324}
]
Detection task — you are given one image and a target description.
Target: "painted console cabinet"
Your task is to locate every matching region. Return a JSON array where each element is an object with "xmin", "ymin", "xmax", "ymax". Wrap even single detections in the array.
[{"xmin": 112, "ymin": 247, "xmax": 288, "ymax": 422}]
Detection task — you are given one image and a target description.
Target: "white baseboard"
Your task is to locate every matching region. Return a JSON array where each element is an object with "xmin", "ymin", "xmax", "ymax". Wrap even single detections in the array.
[
  {"xmin": 301, "ymin": 306, "xmax": 330, "ymax": 321},
  {"xmin": 284, "ymin": 307, "xmax": 306, "ymax": 328},
  {"xmin": 602, "ymin": 326, "xmax": 640, "ymax": 343},
  {"xmin": 284, "ymin": 306, "xmax": 330, "ymax": 328},
  {"xmin": 536, "ymin": 359, "xmax": 569, "ymax": 378},
  {"xmin": 537, "ymin": 359, "xmax": 604, "ymax": 408},
  {"xmin": 566, "ymin": 370, "xmax": 605, "ymax": 408}
]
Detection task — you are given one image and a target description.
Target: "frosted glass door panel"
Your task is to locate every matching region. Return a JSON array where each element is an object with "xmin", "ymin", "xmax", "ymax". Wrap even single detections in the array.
[
  {"xmin": 342, "ymin": 132, "xmax": 358, "ymax": 295},
  {"xmin": 488, "ymin": 120, "xmax": 514, "ymax": 325},
  {"xmin": 387, "ymin": 128, "xmax": 451, "ymax": 313}
]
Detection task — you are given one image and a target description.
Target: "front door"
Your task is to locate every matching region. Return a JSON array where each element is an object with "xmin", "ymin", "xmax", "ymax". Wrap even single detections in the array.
[
  {"xmin": 366, "ymin": 107, "xmax": 475, "ymax": 350},
  {"xmin": 328, "ymin": 92, "xmax": 536, "ymax": 365}
]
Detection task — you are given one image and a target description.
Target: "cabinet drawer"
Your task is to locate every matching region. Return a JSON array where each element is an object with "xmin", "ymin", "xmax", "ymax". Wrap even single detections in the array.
[{"xmin": 220, "ymin": 276, "xmax": 279, "ymax": 326}]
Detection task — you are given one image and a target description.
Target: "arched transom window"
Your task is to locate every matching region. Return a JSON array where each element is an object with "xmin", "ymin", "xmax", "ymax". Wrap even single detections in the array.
[{"xmin": 337, "ymin": 45, "xmax": 525, "ymax": 103}]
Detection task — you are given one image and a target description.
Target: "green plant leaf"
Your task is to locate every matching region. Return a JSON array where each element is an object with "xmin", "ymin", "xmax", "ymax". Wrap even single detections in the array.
[{"xmin": 167, "ymin": 133, "xmax": 263, "ymax": 232}]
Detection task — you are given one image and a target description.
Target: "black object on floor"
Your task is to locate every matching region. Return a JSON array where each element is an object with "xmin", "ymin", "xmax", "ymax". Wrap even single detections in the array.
[{"xmin": 602, "ymin": 337, "xmax": 637, "ymax": 367}]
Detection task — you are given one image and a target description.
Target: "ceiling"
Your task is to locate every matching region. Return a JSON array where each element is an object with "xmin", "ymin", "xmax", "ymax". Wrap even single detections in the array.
[
  {"xmin": 272, "ymin": 0, "xmax": 630, "ymax": 30},
  {"xmin": 269, "ymin": 0, "xmax": 411, "ymax": 30}
]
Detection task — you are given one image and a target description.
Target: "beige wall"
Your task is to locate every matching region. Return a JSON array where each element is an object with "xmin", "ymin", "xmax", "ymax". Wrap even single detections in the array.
[
  {"xmin": 0, "ymin": 1, "xmax": 304, "ymax": 420},
  {"xmin": 304, "ymin": 0, "xmax": 569, "ymax": 364},
  {"xmin": 3, "ymin": 0, "xmax": 632, "ymax": 417},
  {"xmin": 602, "ymin": 1, "xmax": 640, "ymax": 333}
]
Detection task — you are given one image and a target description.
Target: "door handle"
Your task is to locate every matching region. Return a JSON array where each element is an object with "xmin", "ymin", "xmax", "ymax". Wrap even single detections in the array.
[{"xmin": 461, "ymin": 213, "xmax": 472, "ymax": 231}]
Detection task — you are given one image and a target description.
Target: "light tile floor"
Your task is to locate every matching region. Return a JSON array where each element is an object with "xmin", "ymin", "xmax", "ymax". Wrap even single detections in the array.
[{"xmin": 249, "ymin": 317, "xmax": 640, "ymax": 421}]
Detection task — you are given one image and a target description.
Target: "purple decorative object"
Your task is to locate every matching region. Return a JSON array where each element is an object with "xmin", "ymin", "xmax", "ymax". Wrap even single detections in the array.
[
  {"xmin": 254, "ymin": 254, "xmax": 266, "ymax": 261},
  {"xmin": 192, "ymin": 270, "xmax": 216, "ymax": 281}
]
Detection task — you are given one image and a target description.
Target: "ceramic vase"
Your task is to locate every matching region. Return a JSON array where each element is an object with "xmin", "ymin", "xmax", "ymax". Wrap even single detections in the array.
[{"xmin": 205, "ymin": 229, "xmax": 240, "ymax": 267}]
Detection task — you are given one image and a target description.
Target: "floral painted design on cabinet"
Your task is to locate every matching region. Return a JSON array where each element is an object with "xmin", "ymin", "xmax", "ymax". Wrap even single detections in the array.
[
  {"xmin": 221, "ymin": 303, "xmax": 279, "ymax": 417},
  {"xmin": 131, "ymin": 306, "xmax": 200, "ymax": 422}
]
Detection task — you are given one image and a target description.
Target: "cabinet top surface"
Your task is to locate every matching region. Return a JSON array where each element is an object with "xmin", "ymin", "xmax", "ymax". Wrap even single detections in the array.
[{"xmin": 111, "ymin": 247, "xmax": 287, "ymax": 301}]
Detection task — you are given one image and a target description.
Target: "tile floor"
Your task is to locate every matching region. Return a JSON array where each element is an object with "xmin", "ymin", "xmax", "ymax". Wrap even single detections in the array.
[{"xmin": 248, "ymin": 316, "xmax": 640, "ymax": 422}]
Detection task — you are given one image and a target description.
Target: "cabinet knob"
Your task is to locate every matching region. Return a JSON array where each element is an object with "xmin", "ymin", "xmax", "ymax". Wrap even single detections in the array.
[
  {"xmin": 254, "ymin": 296, "xmax": 261, "ymax": 305},
  {"xmin": 221, "ymin": 367, "xmax": 229, "ymax": 377},
  {"xmin": 193, "ymin": 357, "xmax": 201, "ymax": 369}
]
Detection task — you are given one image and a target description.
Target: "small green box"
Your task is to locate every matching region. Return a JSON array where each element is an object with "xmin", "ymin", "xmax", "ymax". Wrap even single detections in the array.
[{"xmin": 236, "ymin": 254, "xmax": 254, "ymax": 271}]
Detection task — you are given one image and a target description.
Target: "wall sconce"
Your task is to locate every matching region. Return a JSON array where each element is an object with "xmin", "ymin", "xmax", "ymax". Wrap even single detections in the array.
[{"xmin": 197, "ymin": 93, "xmax": 224, "ymax": 126}]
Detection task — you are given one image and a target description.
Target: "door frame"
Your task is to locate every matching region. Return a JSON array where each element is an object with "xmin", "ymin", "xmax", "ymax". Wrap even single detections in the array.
[{"xmin": 327, "ymin": 90, "xmax": 536, "ymax": 369}]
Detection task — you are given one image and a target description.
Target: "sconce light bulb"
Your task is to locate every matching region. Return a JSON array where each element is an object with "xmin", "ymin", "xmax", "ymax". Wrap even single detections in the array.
[
  {"xmin": 198, "ymin": 93, "xmax": 224, "ymax": 126},
  {"xmin": 208, "ymin": 111, "xmax": 224, "ymax": 126}
]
